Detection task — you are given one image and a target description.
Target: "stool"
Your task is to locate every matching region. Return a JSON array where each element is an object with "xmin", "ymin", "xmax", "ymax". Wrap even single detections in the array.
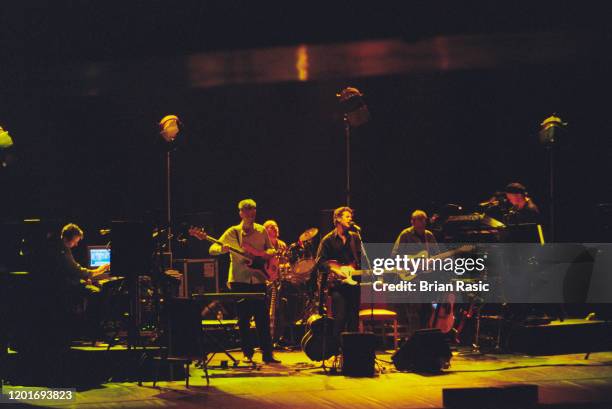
[{"xmin": 358, "ymin": 309, "xmax": 399, "ymax": 350}]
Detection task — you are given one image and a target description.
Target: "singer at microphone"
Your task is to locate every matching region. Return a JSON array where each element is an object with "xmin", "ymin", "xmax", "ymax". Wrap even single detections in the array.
[{"xmin": 314, "ymin": 206, "xmax": 363, "ymax": 340}]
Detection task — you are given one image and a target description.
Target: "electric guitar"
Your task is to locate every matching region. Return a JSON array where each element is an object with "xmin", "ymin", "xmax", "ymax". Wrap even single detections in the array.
[
  {"xmin": 326, "ymin": 260, "xmax": 366, "ymax": 286},
  {"xmin": 188, "ymin": 226, "xmax": 278, "ymax": 282}
]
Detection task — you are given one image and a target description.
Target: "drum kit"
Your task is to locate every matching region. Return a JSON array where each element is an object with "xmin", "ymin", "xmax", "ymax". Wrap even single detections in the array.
[
  {"xmin": 269, "ymin": 227, "xmax": 320, "ymax": 344},
  {"xmin": 279, "ymin": 227, "xmax": 319, "ymax": 284}
]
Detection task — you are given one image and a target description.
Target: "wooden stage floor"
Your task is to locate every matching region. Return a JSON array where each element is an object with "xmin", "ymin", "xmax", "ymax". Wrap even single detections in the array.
[{"xmin": 5, "ymin": 347, "xmax": 612, "ymax": 408}]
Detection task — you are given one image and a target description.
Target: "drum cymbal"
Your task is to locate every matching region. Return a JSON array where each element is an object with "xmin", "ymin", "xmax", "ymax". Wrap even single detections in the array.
[{"xmin": 299, "ymin": 227, "xmax": 318, "ymax": 242}]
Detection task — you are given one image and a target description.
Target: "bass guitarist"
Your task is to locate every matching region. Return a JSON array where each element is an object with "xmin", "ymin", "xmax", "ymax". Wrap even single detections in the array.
[
  {"xmin": 208, "ymin": 198, "xmax": 280, "ymax": 364},
  {"xmin": 315, "ymin": 206, "xmax": 362, "ymax": 339}
]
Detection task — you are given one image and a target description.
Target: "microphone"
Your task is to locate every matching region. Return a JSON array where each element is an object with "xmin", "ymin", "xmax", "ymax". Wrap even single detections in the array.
[{"xmin": 349, "ymin": 222, "xmax": 362, "ymax": 232}]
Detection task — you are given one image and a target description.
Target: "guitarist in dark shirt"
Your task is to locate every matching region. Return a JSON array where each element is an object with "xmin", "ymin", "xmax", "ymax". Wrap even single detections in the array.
[{"xmin": 315, "ymin": 206, "xmax": 362, "ymax": 338}]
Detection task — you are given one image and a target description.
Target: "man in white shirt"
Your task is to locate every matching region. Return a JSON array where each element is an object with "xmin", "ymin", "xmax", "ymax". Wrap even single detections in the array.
[{"xmin": 209, "ymin": 199, "xmax": 280, "ymax": 364}]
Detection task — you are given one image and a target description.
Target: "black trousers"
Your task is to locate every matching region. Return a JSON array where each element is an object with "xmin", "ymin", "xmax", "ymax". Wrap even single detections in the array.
[
  {"xmin": 330, "ymin": 283, "xmax": 360, "ymax": 337},
  {"xmin": 230, "ymin": 282, "xmax": 273, "ymax": 357}
]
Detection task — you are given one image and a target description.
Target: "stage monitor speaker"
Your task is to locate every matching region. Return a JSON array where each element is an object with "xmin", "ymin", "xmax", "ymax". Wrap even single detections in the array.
[
  {"xmin": 392, "ymin": 328, "xmax": 451, "ymax": 372},
  {"xmin": 111, "ymin": 221, "xmax": 152, "ymax": 276},
  {"xmin": 341, "ymin": 332, "xmax": 376, "ymax": 377}
]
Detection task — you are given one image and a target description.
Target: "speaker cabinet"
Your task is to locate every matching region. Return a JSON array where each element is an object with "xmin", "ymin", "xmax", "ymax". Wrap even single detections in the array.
[
  {"xmin": 164, "ymin": 298, "xmax": 202, "ymax": 357},
  {"xmin": 341, "ymin": 332, "xmax": 376, "ymax": 377},
  {"xmin": 392, "ymin": 328, "xmax": 451, "ymax": 372}
]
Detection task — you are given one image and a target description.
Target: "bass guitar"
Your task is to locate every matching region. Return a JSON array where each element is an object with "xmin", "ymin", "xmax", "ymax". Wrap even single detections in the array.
[{"xmin": 188, "ymin": 226, "xmax": 278, "ymax": 282}]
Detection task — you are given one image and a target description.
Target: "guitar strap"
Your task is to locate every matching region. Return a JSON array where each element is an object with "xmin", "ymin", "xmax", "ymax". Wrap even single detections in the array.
[{"xmin": 234, "ymin": 229, "xmax": 241, "ymax": 248}]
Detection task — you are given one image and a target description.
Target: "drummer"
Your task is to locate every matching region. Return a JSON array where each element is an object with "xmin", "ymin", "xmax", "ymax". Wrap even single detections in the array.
[{"xmin": 263, "ymin": 220, "xmax": 288, "ymax": 254}]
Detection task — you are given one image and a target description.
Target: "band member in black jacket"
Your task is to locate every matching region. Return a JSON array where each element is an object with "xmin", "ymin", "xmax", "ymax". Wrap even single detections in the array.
[{"xmin": 315, "ymin": 206, "xmax": 362, "ymax": 338}]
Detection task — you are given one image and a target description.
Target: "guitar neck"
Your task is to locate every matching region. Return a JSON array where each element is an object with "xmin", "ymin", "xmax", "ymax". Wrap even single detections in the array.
[{"xmin": 204, "ymin": 235, "xmax": 251, "ymax": 259}]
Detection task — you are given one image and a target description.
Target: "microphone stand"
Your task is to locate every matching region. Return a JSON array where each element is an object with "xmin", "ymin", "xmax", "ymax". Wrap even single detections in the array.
[
  {"xmin": 353, "ymin": 226, "xmax": 378, "ymax": 344},
  {"xmin": 355, "ymin": 227, "xmax": 389, "ymax": 368}
]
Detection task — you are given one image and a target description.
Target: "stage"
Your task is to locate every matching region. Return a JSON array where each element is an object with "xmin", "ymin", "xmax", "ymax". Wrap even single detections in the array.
[
  {"xmin": 2, "ymin": 4, "xmax": 612, "ymax": 409},
  {"xmin": 5, "ymin": 347, "xmax": 612, "ymax": 408}
]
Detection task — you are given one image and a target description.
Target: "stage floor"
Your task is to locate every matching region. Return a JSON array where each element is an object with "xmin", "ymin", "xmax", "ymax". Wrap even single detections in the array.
[{"xmin": 5, "ymin": 348, "xmax": 612, "ymax": 408}]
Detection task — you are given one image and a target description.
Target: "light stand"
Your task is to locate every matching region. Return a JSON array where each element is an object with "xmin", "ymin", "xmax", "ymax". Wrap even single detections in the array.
[
  {"xmin": 337, "ymin": 87, "xmax": 369, "ymax": 207},
  {"xmin": 159, "ymin": 114, "xmax": 181, "ymax": 267},
  {"xmin": 539, "ymin": 114, "xmax": 567, "ymax": 242}
]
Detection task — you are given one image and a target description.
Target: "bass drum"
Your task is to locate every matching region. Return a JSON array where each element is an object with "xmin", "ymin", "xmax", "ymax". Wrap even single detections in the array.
[
  {"xmin": 300, "ymin": 314, "xmax": 339, "ymax": 361},
  {"xmin": 289, "ymin": 258, "xmax": 316, "ymax": 284}
]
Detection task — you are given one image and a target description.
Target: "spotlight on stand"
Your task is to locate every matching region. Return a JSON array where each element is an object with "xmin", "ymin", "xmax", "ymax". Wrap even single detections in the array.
[
  {"xmin": 336, "ymin": 87, "xmax": 370, "ymax": 128},
  {"xmin": 336, "ymin": 87, "xmax": 370, "ymax": 206},
  {"xmin": 159, "ymin": 114, "xmax": 181, "ymax": 143},
  {"xmin": 539, "ymin": 114, "xmax": 567, "ymax": 242},
  {"xmin": 539, "ymin": 114, "xmax": 567, "ymax": 146},
  {"xmin": 159, "ymin": 114, "xmax": 182, "ymax": 268}
]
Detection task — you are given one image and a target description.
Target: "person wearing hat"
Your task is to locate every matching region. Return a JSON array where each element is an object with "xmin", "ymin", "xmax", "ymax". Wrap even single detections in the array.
[
  {"xmin": 504, "ymin": 182, "xmax": 540, "ymax": 225},
  {"xmin": 208, "ymin": 199, "xmax": 280, "ymax": 364}
]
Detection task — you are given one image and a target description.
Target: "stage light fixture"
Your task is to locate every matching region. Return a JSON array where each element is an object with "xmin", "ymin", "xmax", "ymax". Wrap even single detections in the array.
[
  {"xmin": 336, "ymin": 87, "xmax": 370, "ymax": 206},
  {"xmin": 0, "ymin": 125, "xmax": 14, "ymax": 149},
  {"xmin": 158, "ymin": 114, "xmax": 182, "ymax": 267},
  {"xmin": 539, "ymin": 114, "xmax": 566, "ymax": 146},
  {"xmin": 336, "ymin": 87, "xmax": 370, "ymax": 128},
  {"xmin": 159, "ymin": 114, "xmax": 181, "ymax": 143}
]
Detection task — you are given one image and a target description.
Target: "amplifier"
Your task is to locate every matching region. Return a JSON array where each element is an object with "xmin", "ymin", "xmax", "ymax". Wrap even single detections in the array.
[{"xmin": 173, "ymin": 258, "xmax": 219, "ymax": 297}]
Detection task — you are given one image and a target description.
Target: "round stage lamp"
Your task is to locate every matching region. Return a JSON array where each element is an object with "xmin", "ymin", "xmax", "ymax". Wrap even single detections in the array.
[
  {"xmin": 539, "ymin": 114, "xmax": 567, "ymax": 146},
  {"xmin": 0, "ymin": 125, "xmax": 14, "ymax": 149},
  {"xmin": 336, "ymin": 87, "xmax": 370, "ymax": 128},
  {"xmin": 159, "ymin": 114, "xmax": 181, "ymax": 143}
]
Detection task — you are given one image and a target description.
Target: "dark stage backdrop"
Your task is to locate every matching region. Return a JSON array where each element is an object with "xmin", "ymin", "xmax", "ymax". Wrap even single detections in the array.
[{"xmin": 2, "ymin": 60, "xmax": 612, "ymax": 251}]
